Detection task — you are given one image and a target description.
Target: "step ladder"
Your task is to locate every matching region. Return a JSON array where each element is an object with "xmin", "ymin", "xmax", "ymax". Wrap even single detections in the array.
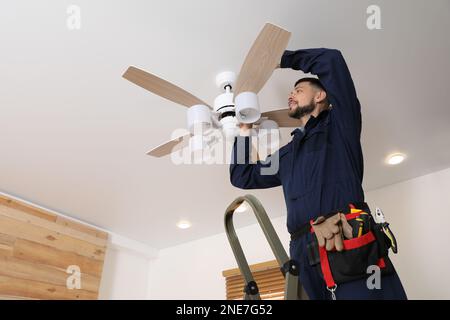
[{"xmin": 224, "ymin": 194, "xmax": 309, "ymax": 300}]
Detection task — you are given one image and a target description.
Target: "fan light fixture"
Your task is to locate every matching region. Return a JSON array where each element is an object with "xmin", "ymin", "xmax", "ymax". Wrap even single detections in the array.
[
  {"xmin": 122, "ymin": 23, "xmax": 292, "ymax": 158},
  {"xmin": 235, "ymin": 91, "xmax": 261, "ymax": 124}
]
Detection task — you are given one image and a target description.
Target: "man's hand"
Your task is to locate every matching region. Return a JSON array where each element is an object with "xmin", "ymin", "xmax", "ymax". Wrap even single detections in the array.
[
  {"xmin": 238, "ymin": 123, "xmax": 260, "ymax": 162},
  {"xmin": 239, "ymin": 123, "xmax": 253, "ymax": 136},
  {"xmin": 311, "ymin": 213, "xmax": 353, "ymax": 251}
]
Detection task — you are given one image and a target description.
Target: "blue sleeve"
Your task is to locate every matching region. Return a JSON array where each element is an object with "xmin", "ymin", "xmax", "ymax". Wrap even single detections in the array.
[
  {"xmin": 229, "ymin": 136, "xmax": 282, "ymax": 189},
  {"xmin": 280, "ymin": 48, "xmax": 362, "ymax": 135}
]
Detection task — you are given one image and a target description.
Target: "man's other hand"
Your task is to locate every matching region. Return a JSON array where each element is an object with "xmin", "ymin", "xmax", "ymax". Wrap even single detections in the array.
[{"xmin": 239, "ymin": 123, "xmax": 253, "ymax": 136}]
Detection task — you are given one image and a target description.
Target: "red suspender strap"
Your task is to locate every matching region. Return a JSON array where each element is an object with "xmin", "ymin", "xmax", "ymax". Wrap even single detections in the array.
[
  {"xmin": 318, "ymin": 246, "xmax": 336, "ymax": 288},
  {"xmin": 377, "ymin": 258, "xmax": 386, "ymax": 269},
  {"xmin": 343, "ymin": 231, "xmax": 376, "ymax": 250},
  {"xmin": 345, "ymin": 211, "xmax": 362, "ymax": 221},
  {"xmin": 317, "ymin": 231, "xmax": 376, "ymax": 288}
]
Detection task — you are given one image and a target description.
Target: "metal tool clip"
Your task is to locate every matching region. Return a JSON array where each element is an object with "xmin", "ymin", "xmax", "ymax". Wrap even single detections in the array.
[{"xmin": 375, "ymin": 207, "xmax": 398, "ymax": 254}]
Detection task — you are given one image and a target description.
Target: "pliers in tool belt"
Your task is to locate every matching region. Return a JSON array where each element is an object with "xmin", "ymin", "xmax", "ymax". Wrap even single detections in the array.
[{"xmin": 374, "ymin": 207, "xmax": 398, "ymax": 254}]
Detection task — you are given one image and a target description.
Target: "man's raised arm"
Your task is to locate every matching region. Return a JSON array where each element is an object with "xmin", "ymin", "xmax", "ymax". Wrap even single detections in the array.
[{"xmin": 281, "ymin": 48, "xmax": 362, "ymax": 134}]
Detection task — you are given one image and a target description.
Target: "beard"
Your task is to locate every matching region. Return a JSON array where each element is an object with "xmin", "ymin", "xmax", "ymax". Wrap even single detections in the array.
[{"xmin": 288, "ymin": 99, "xmax": 316, "ymax": 119}]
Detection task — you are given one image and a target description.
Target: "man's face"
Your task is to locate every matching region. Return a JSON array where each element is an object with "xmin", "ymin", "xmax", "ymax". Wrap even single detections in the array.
[{"xmin": 288, "ymin": 82, "xmax": 316, "ymax": 119}]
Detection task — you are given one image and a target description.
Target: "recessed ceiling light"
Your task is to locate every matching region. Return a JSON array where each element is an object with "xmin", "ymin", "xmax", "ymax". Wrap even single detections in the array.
[
  {"xmin": 386, "ymin": 153, "xmax": 406, "ymax": 165},
  {"xmin": 234, "ymin": 203, "xmax": 248, "ymax": 213},
  {"xmin": 176, "ymin": 220, "xmax": 192, "ymax": 229}
]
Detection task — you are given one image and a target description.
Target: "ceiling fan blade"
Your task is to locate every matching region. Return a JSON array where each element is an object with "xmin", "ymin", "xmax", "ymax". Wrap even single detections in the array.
[
  {"xmin": 146, "ymin": 133, "xmax": 192, "ymax": 158},
  {"xmin": 123, "ymin": 66, "xmax": 210, "ymax": 108},
  {"xmin": 261, "ymin": 109, "xmax": 300, "ymax": 127},
  {"xmin": 234, "ymin": 23, "xmax": 291, "ymax": 96}
]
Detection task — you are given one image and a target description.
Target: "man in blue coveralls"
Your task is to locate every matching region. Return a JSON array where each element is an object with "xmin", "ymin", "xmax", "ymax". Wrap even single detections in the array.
[{"xmin": 229, "ymin": 48, "xmax": 407, "ymax": 300}]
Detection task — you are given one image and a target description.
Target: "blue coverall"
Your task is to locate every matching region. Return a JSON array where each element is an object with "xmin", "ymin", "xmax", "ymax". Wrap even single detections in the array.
[{"xmin": 230, "ymin": 48, "xmax": 407, "ymax": 300}]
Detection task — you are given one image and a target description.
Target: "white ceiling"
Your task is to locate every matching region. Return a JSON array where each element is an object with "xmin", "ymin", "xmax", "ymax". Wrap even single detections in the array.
[{"xmin": 1, "ymin": 0, "xmax": 449, "ymax": 249}]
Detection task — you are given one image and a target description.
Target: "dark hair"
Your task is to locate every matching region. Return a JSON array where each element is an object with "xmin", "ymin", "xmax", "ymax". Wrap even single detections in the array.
[
  {"xmin": 294, "ymin": 77, "xmax": 326, "ymax": 92},
  {"xmin": 294, "ymin": 77, "xmax": 330, "ymax": 107}
]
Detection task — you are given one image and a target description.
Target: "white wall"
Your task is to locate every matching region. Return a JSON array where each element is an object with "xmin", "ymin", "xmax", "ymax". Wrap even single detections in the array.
[
  {"xmin": 147, "ymin": 167, "xmax": 450, "ymax": 300},
  {"xmin": 365, "ymin": 167, "xmax": 450, "ymax": 299},
  {"xmin": 147, "ymin": 215, "xmax": 291, "ymax": 300},
  {"xmin": 97, "ymin": 233, "xmax": 157, "ymax": 299},
  {"xmin": 98, "ymin": 246, "xmax": 151, "ymax": 299}
]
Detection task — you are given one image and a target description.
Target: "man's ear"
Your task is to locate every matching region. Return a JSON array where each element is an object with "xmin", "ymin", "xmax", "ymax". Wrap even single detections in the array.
[{"xmin": 315, "ymin": 90, "xmax": 327, "ymax": 104}]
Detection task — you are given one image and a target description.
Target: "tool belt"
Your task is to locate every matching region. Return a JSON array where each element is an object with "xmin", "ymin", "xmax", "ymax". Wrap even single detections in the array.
[{"xmin": 291, "ymin": 203, "xmax": 396, "ymax": 295}]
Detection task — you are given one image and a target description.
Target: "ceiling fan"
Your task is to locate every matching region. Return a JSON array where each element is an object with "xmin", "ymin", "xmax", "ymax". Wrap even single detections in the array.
[{"xmin": 123, "ymin": 23, "xmax": 299, "ymax": 158}]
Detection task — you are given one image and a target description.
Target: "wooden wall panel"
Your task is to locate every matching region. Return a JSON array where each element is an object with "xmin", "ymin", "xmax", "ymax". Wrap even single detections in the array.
[{"xmin": 0, "ymin": 194, "xmax": 108, "ymax": 300}]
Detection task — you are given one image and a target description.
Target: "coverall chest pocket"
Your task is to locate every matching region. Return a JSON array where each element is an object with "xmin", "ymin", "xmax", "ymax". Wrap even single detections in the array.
[
  {"xmin": 287, "ymin": 126, "xmax": 331, "ymax": 200},
  {"xmin": 304, "ymin": 127, "xmax": 329, "ymax": 153},
  {"xmin": 277, "ymin": 144, "xmax": 292, "ymax": 179}
]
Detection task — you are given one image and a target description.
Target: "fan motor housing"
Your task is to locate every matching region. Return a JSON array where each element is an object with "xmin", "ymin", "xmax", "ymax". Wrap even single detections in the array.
[
  {"xmin": 214, "ymin": 92, "xmax": 234, "ymax": 114},
  {"xmin": 215, "ymin": 71, "xmax": 236, "ymax": 90},
  {"xmin": 214, "ymin": 92, "xmax": 239, "ymax": 137}
]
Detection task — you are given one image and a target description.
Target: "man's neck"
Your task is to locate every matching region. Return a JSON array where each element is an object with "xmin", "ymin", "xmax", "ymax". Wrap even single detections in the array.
[{"xmin": 297, "ymin": 104, "xmax": 328, "ymax": 127}]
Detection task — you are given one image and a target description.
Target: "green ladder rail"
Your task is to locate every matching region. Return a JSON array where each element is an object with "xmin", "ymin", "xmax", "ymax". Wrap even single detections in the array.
[{"xmin": 224, "ymin": 194, "xmax": 309, "ymax": 300}]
